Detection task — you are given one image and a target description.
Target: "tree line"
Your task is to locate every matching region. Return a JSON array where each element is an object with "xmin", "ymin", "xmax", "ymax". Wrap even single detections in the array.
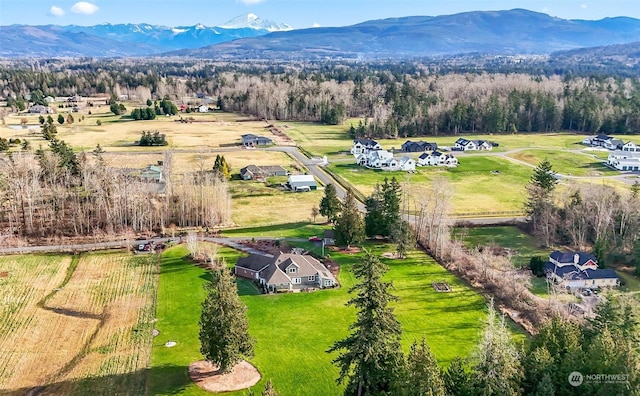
[
  {"xmin": 3, "ymin": 60, "xmax": 640, "ymax": 136},
  {"xmin": 0, "ymin": 137, "xmax": 231, "ymax": 238}
]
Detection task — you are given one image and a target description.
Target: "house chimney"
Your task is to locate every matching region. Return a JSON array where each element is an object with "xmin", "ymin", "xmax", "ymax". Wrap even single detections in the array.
[{"xmin": 574, "ymin": 253, "xmax": 580, "ymax": 266}]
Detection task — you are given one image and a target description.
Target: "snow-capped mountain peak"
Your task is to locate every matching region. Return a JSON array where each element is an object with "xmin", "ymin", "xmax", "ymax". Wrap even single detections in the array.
[{"xmin": 219, "ymin": 13, "xmax": 293, "ymax": 32}]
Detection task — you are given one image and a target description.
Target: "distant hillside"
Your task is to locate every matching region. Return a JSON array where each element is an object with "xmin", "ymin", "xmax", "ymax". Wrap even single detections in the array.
[
  {"xmin": 3, "ymin": 9, "xmax": 640, "ymax": 59},
  {"xmin": 168, "ymin": 9, "xmax": 640, "ymax": 59},
  {"xmin": 551, "ymin": 41, "xmax": 640, "ymax": 65},
  {"xmin": 0, "ymin": 14, "xmax": 291, "ymax": 58}
]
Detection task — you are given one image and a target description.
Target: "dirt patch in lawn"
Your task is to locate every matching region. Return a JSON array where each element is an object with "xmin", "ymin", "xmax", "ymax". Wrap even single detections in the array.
[{"xmin": 189, "ymin": 360, "xmax": 261, "ymax": 392}]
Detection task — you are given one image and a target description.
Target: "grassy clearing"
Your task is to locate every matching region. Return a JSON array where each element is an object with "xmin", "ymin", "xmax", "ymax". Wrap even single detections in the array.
[
  {"xmin": 150, "ymin": 241, "xmax": 491, "ymax": 395},
  {"xmin": 455, "ymin": 226, "xmax": 549, "ymax": 269},
  {"xmin": 230, "ymin": 181, "xmax": 324, "ymax": 227},
  {"xmin": 222, "ymin": 222, "xmax": 329, "ymax": 239},
  {"xmin": 329, "ymin": 156, "xmax": 530, "ymax": 213},
  {"xmin": 618, "ymin": 271, "xmax": 640, "ymax": 293},
  {"xmin": 1, "ymin": 108, "xmax": 273, "ymax": 151},
  {"xmin": 0, "ymin": 252, "xmax": 157, "ymax": 395},
  {"xmin": 508, "ymin": 149, "xmax": 617, "ymax": 176}
]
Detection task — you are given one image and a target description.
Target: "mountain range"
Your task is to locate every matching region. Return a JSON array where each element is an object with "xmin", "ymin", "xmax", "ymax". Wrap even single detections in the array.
[
  {"xmin": 0, "ymin": 13, "xmax": 291, "ymax": 57},
  {"xmin": 2, "ymin": 9, "xmax": 640, "ymax": 59}
]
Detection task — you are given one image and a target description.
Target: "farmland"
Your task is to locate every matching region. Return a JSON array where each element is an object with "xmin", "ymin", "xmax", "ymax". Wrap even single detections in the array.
[
  {"xmin": 0, "ymin": 252, "xmax": 157, "ymax": 395},
  {"xmin": 149, "ymin": 242, "xmax": 492, "ymax": 395}
]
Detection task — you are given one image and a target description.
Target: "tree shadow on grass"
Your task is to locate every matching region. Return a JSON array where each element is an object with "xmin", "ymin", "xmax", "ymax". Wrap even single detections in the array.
[{"xmin": 3, "ymin": 364, "xmax": 191, "ymax": 396}]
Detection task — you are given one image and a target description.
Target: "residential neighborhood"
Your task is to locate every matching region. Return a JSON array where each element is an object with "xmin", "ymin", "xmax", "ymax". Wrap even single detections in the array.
[{"xmin": 351, "ymin": 139, "xmax": 456, "ymax": 170}]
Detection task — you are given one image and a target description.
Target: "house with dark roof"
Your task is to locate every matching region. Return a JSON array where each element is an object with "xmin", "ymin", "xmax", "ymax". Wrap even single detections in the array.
[
  {"xmin": 545, "ymin": 251, "xmax": 619, "ymax": 290},
  {"xmin": 241, "ymin": 134, "xmax": 273, "ymax": 148},
  {"xmin": 401, "ymin": 140, "xmax": 438, "ymax": 153},
  {"xmin": 350, "ymin": 138, "xmax": 381, "ymax": 155},
  {"xmin": 417, "ymin": 151, "xmax": 459, "ymax": 167},
  {"xmin": 454, "ymin": 138, "xmax": 492, "ymax": 151},
  {"xmin": 240, "ymin": 165, "xmax": 287, "ymax": 180},
  {"xmin": 235, "ymin": 252, "xmax": 337, "ymax": 292},
  {"xmin": 582, "ymin": 134, "xmax": 624, "ymax": 150}
]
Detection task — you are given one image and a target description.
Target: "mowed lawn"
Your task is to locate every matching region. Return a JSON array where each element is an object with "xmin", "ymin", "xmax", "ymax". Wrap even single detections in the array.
[
  {"xmin": 148, "ymin": 242, "xmax": 489, "ymax": 395},
  {"xmin": 508, "ymin": 149, "xmax": 618, "ymax": 176},
  {"xmin": 329, "ymin": 155, "xmax": 530, "ymax": 213}
]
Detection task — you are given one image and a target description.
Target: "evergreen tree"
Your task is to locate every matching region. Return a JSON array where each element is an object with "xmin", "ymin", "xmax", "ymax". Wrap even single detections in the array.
[
  {"xmin": 532, "ymin": 373, "xmax": 555, "ymax": 396},
  {"xmin": 261, "ymin": 380, "xmax": 279, "ymax": 396},
  {"xmin": 471, "ymin": 300, "xmax": 523, "ymax": 396},
  {"xmin": 49, "ymin": 138, "xmax": 80, "ymax": 175},
  {"xmin": 382, "ymin": 177, "xmax": 402, "ymax": 234},
  {"xmin": 401, "ymin": 338, "xmax": 446, "ymax": 396},
  {"xmin": 213, "ymin": 155, "xmax": 232, "ymax": 180},
  {"xmin": 334, "ymin": 188, "xmax": 365, "ymax": 249},
  {"xmin": 327, "ymin": 251, "xmax": 404, "ymax": 395},
  {"xmin": 319, "ymin": 184, "xmax": 341, "ymax": 223},
  {"xmin": 530, "ymin": 159, "xmax": 558, "ymax": 193},
  {"xmin": 199, "ymin": 268, "xmax": 254, "ymax": 374},
  {"xmin": 364, "ymin": 184, "xmax": 385, "ymax": 237},
  {"xmin": 38, "ymin": 115, "xmax": 45, "ymax": 125},
  {"xmin": 443, "ymin": 357, "xmax": 473, "ymax": 396},
  {"xmin": 57, "ymin": 114, "xmax": 65, "ymax": 124}
]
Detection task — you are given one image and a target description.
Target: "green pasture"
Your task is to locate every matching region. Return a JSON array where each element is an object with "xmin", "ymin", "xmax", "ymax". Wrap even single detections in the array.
[
  {"xmin": 229, "ymin": 181, "xmax": 324, "ymax": 227},
  {"xmin": 328, "ymin": 156, "xmax": 530, "ymax": 213},
  {"xmin": 148, "ymin": 241, "xmax": 493, "ymax": 395},
  {"xmin": 508, "ymin": 149, "xmax": 618, "ymax": 176},
  {"xmin": 280, "ymin": 119, "xmax": 587, "ymax": 158}
]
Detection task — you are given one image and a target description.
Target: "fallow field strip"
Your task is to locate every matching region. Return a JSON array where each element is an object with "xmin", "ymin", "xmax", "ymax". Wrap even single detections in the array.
[{"xmin": 0, "ymin": 252, "xmax": 158, "ymax": 396}]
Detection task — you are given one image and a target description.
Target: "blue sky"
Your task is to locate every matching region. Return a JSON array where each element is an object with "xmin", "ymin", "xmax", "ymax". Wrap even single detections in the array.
[{"xmin": 1, "ymin": 0, "xmax": 639, "ymax": 27}]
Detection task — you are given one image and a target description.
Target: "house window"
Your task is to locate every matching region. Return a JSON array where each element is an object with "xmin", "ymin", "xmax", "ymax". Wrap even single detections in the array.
[
  {"xmin": 288, "ymin": 267, "xmax": 297, "ymax": 273},
  {"xmin": 324, "ymin": 280, "xmax": 332, "ymax": 286},
  {"xmin": 308, "ymin": 275, "xmax": 316, "ymax": 281},
  {"xmin": 292, "ymin": 278, "xmax": 301, "ymax": 284}
]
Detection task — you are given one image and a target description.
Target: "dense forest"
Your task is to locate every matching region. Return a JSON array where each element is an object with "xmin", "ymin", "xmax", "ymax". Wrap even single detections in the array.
[{"xmin": 2, "ymin": 59, "xmax": 640, "ymax": 138}]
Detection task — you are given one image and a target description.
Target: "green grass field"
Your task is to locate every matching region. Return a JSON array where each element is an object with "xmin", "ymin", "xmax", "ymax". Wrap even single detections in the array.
[
  {"xmin": 329, "ymin": 156, "xmax": 530, "ymax": 213},
  {"xmin": 148, "ymin": 242, "xmax": 492, "ymax": 395},
  {"xmin": 508, "ymin": 149, "xmax": 617, "ymax": 176},
  {"xmin": 280, "ymin": 119, "xmax": 587, "ymax": 158}
]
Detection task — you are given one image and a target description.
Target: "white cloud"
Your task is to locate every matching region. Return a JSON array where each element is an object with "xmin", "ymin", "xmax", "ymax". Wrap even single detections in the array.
[
  {"xmin": 236, "ymin": 0, "xmax": 266, "ymax": 4},
  {"xmin": 581, "ymin": 4, "xmax": 588, "ymax": 8},
  {"xmin": 49, "ymin": 6, "xmax": 65, "ymax": 17},
  {"xmin": 71, "ymin": 2, "xmax": 99, "ymax": 15},
  {"xmin": 312, "ymin": 22, "xmax": 321, "ymax": 28}
]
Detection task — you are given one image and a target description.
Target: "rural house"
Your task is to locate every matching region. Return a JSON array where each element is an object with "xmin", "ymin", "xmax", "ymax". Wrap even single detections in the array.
[
  {"xmin": 350, "ymin": 138, "xmax": 382, "ymax": 155},
  {"xmin": 607, "ymin": 150, "xmax": 640, "ymax": 171},
  {"xmin": 621, "ymin": 141, "xmax": 640, "ymax": 152},
  {"xmin": 235, "ymin": 252, "xmax": 337, "ymax": 292},
  {"xmin": 454, "ymin": 138, "xmax": 492, "ymax": 151},
  {"xmin": 355, "ymin": 150, "xmax": 416, "ymax": 171},
  {"xmin": 28, "ymin": 105, "xmax": 54, "ymax": 114},
  {"xmin": 544, "ymin": 251, "xmax": 620, "ymax": 290},
  {"xmin": 286, "ymin": 174, "xmax": 317, "ymax": 192},
  {"xmin": 401, "ymin": 140, "xmax": 438, "ymax": 153},
  {"xmin": 198, "ymin": 105, "xmax": 209, "ymax": 113},
  {"xmin": 582, "ymin": 134, "xmax": 624, "ymax": 150},
  {"xmin": 240, "ymin": 165, "xmax": 287, "ymax": 180},
  {"xmin": 140, "ymin": 164, "xmax": 164, "ymax": 183},
  {"xmin": 417, "ymin": 151, "xmax": 459, "ymax": 167},
  {"xmin": 241, "ymin": 133, "xmax": 273, "ymax": 148}
]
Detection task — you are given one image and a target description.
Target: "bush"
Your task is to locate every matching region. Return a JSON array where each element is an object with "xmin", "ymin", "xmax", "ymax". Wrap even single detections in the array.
[{"xmin": 529, "ymin": 256, "xmax": 545, "ymax": 277}]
